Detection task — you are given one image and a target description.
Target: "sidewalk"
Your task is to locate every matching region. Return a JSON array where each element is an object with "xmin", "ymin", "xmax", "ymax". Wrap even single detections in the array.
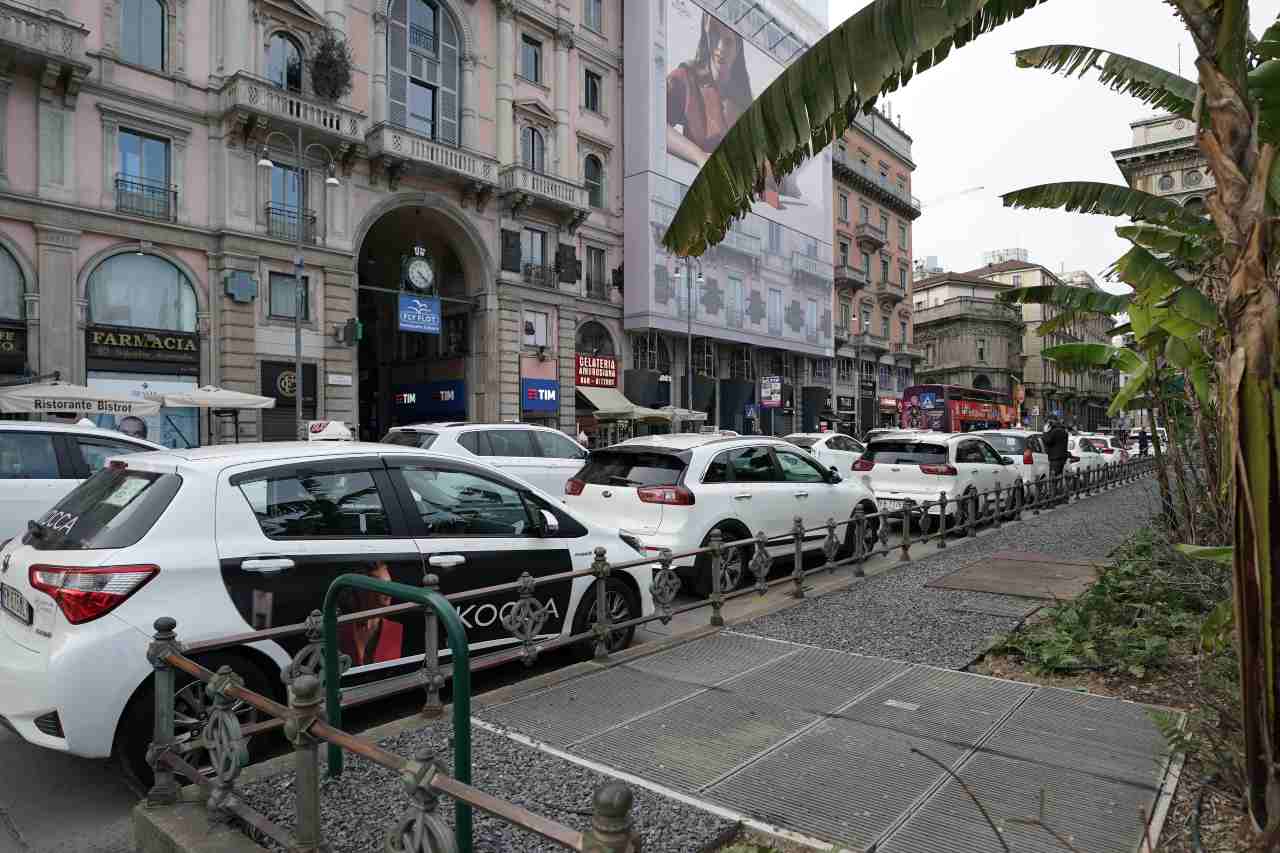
[{"xmin": 231, "ymin": 477, "xmax": 1173, "ymax": 853}]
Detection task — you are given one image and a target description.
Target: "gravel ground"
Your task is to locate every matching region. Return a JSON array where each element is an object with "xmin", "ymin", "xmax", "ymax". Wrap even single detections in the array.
[
  {"xmin": 236, "ymin": 719, "xmax": 736, "ymax": 853},
  {"xmin": 736, "ymin": 479, "xmax": 1160, "ymax": 669}
]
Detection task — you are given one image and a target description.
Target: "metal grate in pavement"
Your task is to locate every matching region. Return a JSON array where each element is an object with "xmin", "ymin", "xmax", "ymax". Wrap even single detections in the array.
[
  {"xmin": 704, "ymin": 717, "xmax": 969, "ymax": 850},
  {"xmin": 573, "ymin": 689, "xmax": 817, "ymax": 791},
  {"xmin": 480, "ymin": 666, "xmax": 702, "ymax": 748},
  {"xmin": 878, "ymin": 750, "xmax": 1164, "ymax": 853},
  {"xmin": 837, "ymin": 666, "xmax": 1033, "ymax": 747},
  {"xmin": 718, "ymin": 646, "xmax": 909, "ymax": 716},
  {"xmin": 979, "ymin": 686, "xmax": 1171, "ymax": 788},
  {"xmin": 623, "ymin": 631, "xmax": 798, "ymax": 687}
]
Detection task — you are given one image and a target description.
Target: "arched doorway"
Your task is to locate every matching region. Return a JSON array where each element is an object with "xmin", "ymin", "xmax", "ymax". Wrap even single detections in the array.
[
  {"xmin": 973, "ymin": 374, "xmax": 992, "ymax": 390},
  {"xmin": 353, "ymin": 195, "xmax": 493, "ymax": 439}
]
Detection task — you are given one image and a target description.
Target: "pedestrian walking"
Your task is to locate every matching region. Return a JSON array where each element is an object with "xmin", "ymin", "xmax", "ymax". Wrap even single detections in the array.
[
  {"xmin": 577, "ymin": 428, "xmax": 590, "ymax": 449},
  {"xmin": 1138, "ymin": 428, "xmax": 1149, "ymax": 458},
  {"xmin": 1043, "ymin": 418, "xmax": 1069, "ymax": 504}
]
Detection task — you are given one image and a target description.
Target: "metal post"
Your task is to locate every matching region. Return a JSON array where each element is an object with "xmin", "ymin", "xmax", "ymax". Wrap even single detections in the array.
[
  {"xmin": 287, "ymin": 674, "xmax": 324, "ymax": 853},
  {"xmin": 294, "ymin": 123, "xmax": 305, "ymax": 440},
  {"xmin": 992, "ymin": 484, "xmax": 1003, "ymax": 530},
  {"xmin": 145, "ymin": 617, "xmax": 180, "ymax": 805},
  {"xmin": 591, "ymin": 547, "xmax": 612, "ymax": 661},
  {"xmin": 685, "ymin": 258, "xmax": 693, "ymax": 427},
  {"xmin": 421, "ymin": 572, "xmax": 443, "ymax": 717},
  {"xmin": 852, "ymin": 508, "xmax": 867, "ymax": 574},
  {"xmin": 707, "ymin": 529, "xmax": 724, "ymax": 627},
  {"xmin": 582, "ymin": 783, "xmax": 639, "ymax": 853},
  {"xmin": 966, "ymin": 491, "xmax": 977, "ymax": 538},
  {"xmin": 936, "ymin": 491, "xmax": 947, "ymax": 549},
  {"xmin": 791, "ymin": 516, "xmax": 805, "ymax": 599},
  {"xmin": 900, "ymin": 499, "xmax": 913, "ymax": 561}
]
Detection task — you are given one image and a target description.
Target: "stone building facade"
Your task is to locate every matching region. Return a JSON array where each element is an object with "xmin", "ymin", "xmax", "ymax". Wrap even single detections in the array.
[
  {"xmin": 0, "ymin": 0, "xmax": 624, "ymax": 443},
  {"xmin": 910, "ymin": 271, "xmax": 1024, "ymax": 398},
  {"xmin": 1112, "ymin": 113, "xmax": 1214, "ymax": 216}
]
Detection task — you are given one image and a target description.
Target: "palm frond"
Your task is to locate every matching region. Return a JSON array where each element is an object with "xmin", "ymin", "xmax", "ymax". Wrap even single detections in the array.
[
  {"xmin": 1041, "ymin": 342, "xmax": 1144, "ymax": 374},
  {"xmin": 662, "ymin": 0, "xmax": 1053, "ymax": 257},
  {"xmin": 1108, "ymin": 362, "xmax": 1152, "ymax": 417},
  {"xmin": 1014, "ymin": 45, "xmax": 1196, "ymax": 116},
  {"xmin": 1108, "ymin": 246, "xmax": 1185, "ymax": 299},
  {"xmin": 999, "ymin": 284, "xmax": 1131, "ymax": 314},
  {"xmin": 1114, "ymin": 224, "xmax": 1211, "ymax": 264},
  {"xmin": 1002, "ymin": 182, "xmax": 1213, "ymax": 233}
]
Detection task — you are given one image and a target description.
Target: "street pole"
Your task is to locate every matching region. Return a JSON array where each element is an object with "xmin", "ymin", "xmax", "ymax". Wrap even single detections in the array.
[
  {"xmin": 294, "ymin": 123, "xmax": 304, "ymax": 441},
  {"xmin": 685, "ymin": 257, "xmax": 693, "ymax": 434}
]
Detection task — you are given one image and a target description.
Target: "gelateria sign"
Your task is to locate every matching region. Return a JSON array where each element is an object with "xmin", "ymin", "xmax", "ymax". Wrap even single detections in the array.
[{"xmin": 86, "ymin": 327, "xmax": 199, "ymax": 372}]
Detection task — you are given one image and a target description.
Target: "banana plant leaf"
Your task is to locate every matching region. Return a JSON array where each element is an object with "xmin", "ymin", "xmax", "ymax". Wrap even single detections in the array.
[
  {"xmin": 1109, "ymin": 246, "xmax": 1185, "ymax": 300},
  {"xmin": 1114, "ymin": 224, "xmax": 1212, "ymax": 265},
  {"xmin": 1002, "ymin": 182, "xmax": 1215, "ymax": 234},
  {"xmin": 998, "ymin": 284, "xmax": 1131, "ymax": 314},
  {"xmin": 1041, "ymin": 342, "xmax": 1144, "ymax": 374},
  {"xmin": 1109, "ymin": 362, "xmax": 1152, "ymax": 417},
  {"xmin": 1175, "ymin": 544, "xmax": 1235, "ymax": 563},
  {"xmin": 1014, "ymin": 45, "xmax": 1197, "ymax": 117},
  {"xmin": 662, "ymin": 0, "xmax": 1053, "ymax": 257}
]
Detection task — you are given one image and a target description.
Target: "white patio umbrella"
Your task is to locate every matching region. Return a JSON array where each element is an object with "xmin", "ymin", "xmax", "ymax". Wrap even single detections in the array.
[
  {"xmin": 142, "ymin": 385, "xmax": 275, "ymax": 444},
  {"xmin": 0, "ymin": 380, "xmax": 161, "ymax": 417}
]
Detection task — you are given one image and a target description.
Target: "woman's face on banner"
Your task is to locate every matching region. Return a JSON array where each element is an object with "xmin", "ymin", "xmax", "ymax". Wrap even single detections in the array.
[{"xmin": 705, "ymin": 17, "xmax": 739, "ymax": 80}]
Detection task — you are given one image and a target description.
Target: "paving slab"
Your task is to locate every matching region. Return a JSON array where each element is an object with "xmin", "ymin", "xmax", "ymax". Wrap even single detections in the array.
[{"xmin": 923, "ymin": 549, "xmax": 1104, "ymax": 600}]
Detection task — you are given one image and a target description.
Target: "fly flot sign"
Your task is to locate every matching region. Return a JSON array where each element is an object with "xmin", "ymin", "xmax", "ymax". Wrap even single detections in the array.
[{"xmin": 397, "ymin": 294, "xmax": 441, "ymax": 335}]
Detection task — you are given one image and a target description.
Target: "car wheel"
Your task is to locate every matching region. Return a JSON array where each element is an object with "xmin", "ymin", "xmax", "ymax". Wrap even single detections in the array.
[
  {"xmin": 693, "ymin": 525, "xmax": 752, "ymax": 597},
  {"xmin": 839, "ymin": 503, "xmax": 881, "ymax": 557},
  {"xmin": 571, "ymin": 577, "xmax": 640, "ymax": 657},
  {"xmin": 116, "ymin": 652, "xmax": 275, "ymax": 792}
]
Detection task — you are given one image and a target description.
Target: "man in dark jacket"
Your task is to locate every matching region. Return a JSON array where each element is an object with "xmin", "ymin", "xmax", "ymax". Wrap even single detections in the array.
[
  {"xmin": 1138, "ymin": 429, "xmax": 1150, "ymax": 457},
  {"xmin": 1043, "ymin": 419, "xmax": 1069, "ymax": 502}
]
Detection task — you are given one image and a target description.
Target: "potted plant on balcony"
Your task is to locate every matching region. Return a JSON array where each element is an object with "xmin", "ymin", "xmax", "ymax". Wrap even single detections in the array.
[{"xmin": 308, "ymin": 29, "xmax": 354, "ymax": 103}]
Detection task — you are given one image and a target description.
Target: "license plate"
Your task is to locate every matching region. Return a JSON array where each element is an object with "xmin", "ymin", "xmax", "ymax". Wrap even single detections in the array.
[
  {"xmin": 878, "ymin": 499, "xmax": 906, "ymax": 512},
  {"xmin": 1, "ymin": 582, "xmax": 31, "ymax": 625}
]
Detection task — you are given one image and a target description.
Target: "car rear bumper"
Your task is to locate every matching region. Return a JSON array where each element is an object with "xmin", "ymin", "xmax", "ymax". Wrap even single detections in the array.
[
  {"xmin": 872, "ymin": 490, "xmax": 954, "ymax": 516},
  {"xmin": 0, "ymin": 628, "xmax": 66, "ymax": 752}
]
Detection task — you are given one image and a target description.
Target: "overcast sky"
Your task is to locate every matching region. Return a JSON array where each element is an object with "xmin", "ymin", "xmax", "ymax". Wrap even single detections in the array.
[{"xmin": 826, "ymin": 0, "xmax": 1280, "ymax": 292}]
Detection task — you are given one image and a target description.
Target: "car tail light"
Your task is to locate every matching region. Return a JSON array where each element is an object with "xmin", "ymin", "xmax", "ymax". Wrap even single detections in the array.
[
  {"xmin": 1069, "ymin": 454, "xmax": 1080, "ymax": 463},
  {"xmin": 1022, "ymin": 449, "xmax": 1034, "ymax": 465},
  {"xmin": 852, "ymin": 459, "xmax": 875, "ymax": 472},
  {"xmin": 565, "ymin": 478, "xmax": 585, "ymax": 496},
  {"xmin": 919, "ymin": 464, "xmax": 959, "ymax": 476},
  {"xmin": 28, "ymin": 564, "xmax": 158, "ymax": 625},
  {"xmin": 637, "ymin": 485, "xmax": 695, "ymax": 505},
  {"xmin": 108, "ymin": 460, "xmax": 128, "ymax": 470},
  {"xmin": 1101, "ymin": 447, "xmax": 1114, "ymax": 454}
]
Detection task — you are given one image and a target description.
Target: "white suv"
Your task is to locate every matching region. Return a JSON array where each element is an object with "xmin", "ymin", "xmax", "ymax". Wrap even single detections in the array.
[
  {"xmin": 563, "ymin": 435, "xmax": 880, "ymax": 596},
  {"xmin": 854, "ymin": 433, "xmax": 1025, "ymax": 526},
  {"xmin": 383, "ymin": 422, "xmax": 587, "ymax": 496},
  {"xmin": 0, "ymin": 441, "xmax": 652, "ymax": 784},
  {"xmin": 974, "ymin": 430, "xmax": 1051, "ymax": 501},
  {"xmin": 0, "ymin": 421, "xmax": 161, "ymax": 540}
]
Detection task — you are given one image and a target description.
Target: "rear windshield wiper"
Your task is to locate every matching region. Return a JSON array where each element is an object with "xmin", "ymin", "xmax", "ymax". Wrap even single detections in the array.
[
  {"xmin": 607, "ymin": 475, "xmax": 641, "ymax": 486},
  {"xmin": 26, "ymin": 519, "xmax": 48, "ymax": 540}
]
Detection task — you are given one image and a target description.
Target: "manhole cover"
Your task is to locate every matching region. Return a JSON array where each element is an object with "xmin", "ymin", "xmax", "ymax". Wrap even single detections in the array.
[{"xmin": 925, "ymin": 550, "xmax": 1102, "ymax": 600}]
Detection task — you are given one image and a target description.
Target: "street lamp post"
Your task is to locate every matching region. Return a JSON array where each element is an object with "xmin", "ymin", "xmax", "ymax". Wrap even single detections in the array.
[
  {"xmin": 684, "ymin": 257, "xmax": 703, "ymax": 433},
  {"xmin": 258, "ymin": 128, "xmax": 340, "ymax": 440}
]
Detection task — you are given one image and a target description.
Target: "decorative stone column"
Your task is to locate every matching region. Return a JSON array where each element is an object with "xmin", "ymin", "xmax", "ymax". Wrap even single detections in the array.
[
  {"xmin": 0, "ymin": 76, "xmax": 10, "ymax": 190},
  {"xmin": 461, "ymin": 53, "xmax": 478, "ymax": 149},
  {"xmin": 554, "ymin": 27, "xmax": 573, "ymax": 180},
  {"xmin": 496, "ymin": 1, "xmax": 515, "ymax": 165},
  {"xmin": 372, "ymin": 4, "xmax": 388, "ymax": 125},
  {"xmin": 34, "ymin": 226, "xmax": 79, "ymax": 383}
]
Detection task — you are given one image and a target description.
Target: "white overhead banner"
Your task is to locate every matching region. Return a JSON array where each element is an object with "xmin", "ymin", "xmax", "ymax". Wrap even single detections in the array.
[{"xmin": 0, "ymin": 381, "xmax": 162, "ymax": 417}]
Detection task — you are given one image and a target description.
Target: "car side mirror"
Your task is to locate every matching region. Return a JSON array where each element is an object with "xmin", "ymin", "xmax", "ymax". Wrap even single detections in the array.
[
  {"xmin": 540, "ymin": 509, "xmax": 560, "ymax": 537},
  {"xmin": 1001, "ymin": 456, "xmax": 1015, "ymax": 465},
  {"xmin": 828, "ymin": 466, "xmax": 842, "ymax": 484}
]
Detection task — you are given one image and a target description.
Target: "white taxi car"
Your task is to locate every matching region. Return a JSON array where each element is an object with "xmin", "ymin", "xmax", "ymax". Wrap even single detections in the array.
[
  {"xmin": 383, "ymin": 422, "xmax": 586, "ymax": 496},
  {"xmin": 853, "ymin": 433, "xmax": 1025, "ymax": 526},
  {"xmin": 783, "ymin": 433, "xmax": 865, "ymax": 473},
  {"xmin": 563, "ymin": 434, "xmax": 880, "ymax": 597},
  {"xmin": 974, "ymin": 430, "xmax": 1052, "ymax": 501},
  {"xmin": 0, "ymin": 442, "xmax": 652, "ymax": 784}
]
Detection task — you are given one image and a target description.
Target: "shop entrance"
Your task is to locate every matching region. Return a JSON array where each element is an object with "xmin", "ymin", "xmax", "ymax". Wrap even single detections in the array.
[{"xmin": 355, "ymin": 205, "xmax": 480, "ymax": 441}]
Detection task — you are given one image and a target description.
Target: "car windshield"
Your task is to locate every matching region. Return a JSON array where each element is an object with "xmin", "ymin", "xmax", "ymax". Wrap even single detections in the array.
[
  {"xmin": 27, "ymin": 468, "xmax": 181, "ymax": 550},
  {"xmin": 977, "ymin": 434, "xmax": 1026, "ymax": 453},
  {"xmin": 785, "ymin": 436, "xmax": 819, "ymax": 448},
  {"xmin": 865, "ymin": 441, "xmax": 949, "ymax": 465},
  {"xmin": 383, "ymin": 431, "xmax": 436, "ymax": 449},
  {"xmin": 576, "ymin": 451, "xmax": 685, "ymax": 487}
]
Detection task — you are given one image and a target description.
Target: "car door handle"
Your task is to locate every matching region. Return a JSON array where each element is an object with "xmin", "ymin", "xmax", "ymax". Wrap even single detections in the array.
[
  {"xmin": 428, "ymin": 555, "xmax": 466, "ymax": 569},
  {"xmin": 794, "ymin": 492, "xmax": 809, "ymax": 499},
  {"xmin": 733, "ymin": 493, "xmax": 752, "ymax": 501},
  {"xmin": 240, "ymin": 558, "xmax": 294, "ymax": 574}
]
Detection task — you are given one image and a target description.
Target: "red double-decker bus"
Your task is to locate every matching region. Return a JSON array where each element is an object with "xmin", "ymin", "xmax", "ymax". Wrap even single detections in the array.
[{"xmin": 898, "ymin": 384, "xmax": 1017, "ymax": 432}]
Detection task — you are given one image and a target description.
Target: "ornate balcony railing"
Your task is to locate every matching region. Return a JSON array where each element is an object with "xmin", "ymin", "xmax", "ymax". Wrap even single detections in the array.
[
  {"xmin": 500, "ymin": 164, "xmax": 588, "ymax": 211},
  {"xmin": 584, "ymin": 274, "xmax": 609, "ymax": 300},
  {"xmin": 366, "ymin": 123, "xmax": 499, "ymax": 190},
  {"xmin": 833, "ymin": 149, "xmax": 922, "ymax": 218},
  {"xmin": 854, "ymin": 222, "xmax": 887, "ymax": 251},
  {"xmin": 221, "ymin": 72, "xmax": 365, "ymax": 144},
  {"xmin": 114, "ymin": 174, "xmax": 176, "ymax": 221},
  {"xmin": 792, "ymin": 251, "xmax": 831, "ymax": 281},
  {"xmin": 265, "ymin": 203, "xmax": 317, "ymax": 244},
  {"xmin": 835, "ymin": 264, "xmax": 869, "ymax": 289},
  {"xmin": 523, "ymin": 263, "xmax": 558, "ymax": 288},
  {"xmin": 914, "ymin": 296, "xmax": 1025, "ymax": 325},
  {"xmin": 0, "ymin": 0, "xmax": 88, "ymax": 62}
]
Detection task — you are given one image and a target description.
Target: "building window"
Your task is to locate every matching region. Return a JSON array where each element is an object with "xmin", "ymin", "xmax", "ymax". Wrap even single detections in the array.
[
  {"xmin": 268, "ymin": 272, "xmax": 310, "ymax": 321},
  {"xmin": 880, "ymin": 212, "xmax": 889, "ymax": 234},
  {"xmin": 521, "ymin": 228, "xmax": 546, "ymax": 268},
  {"xmin": 727, "ymin": 275, "xmax": 744, "ymax": 328},
  {"xmin": 768, "ymin": 288, "xmax": 782, "ymax": 335},
  {"xmin": 881, "ymin": 259, "xmax": 889, "ymax": 282},
  {"xmin": 977, "ymin": 337, "xmax": 987, "ymax": 362},
  {"xmin": 583, "ymin": 0, "xmax": 603, "ymax": 32},
  {"xmin": 267, "ymin": 163, "xmax": 314, "ymax": 243},
  {"xmin": 584, "ymin": 69, "xmax": 602, "ymax": 112},
  {"xmin": 839, "ymin": 241, "xmax": 850, "ymax": 267},
  {"xmin": 409, "ymin": 80, "xmax": 436, "ymax": 138},
  {"xmin": 899, "ymin": 318, "xmax": 907, "ymax": 342},
  {"xmin": 879, "ymin": 364, "xmax": 890, "ymax": 386},
  {"xmin": 388, "ymin": 0, "xmax": 461, "ymax": 145},
  {"xmin": 861, "ymin": 252, "xmax": 870, "ymax": 275},
  {"xmin": 838, "ymin": 193, "xmax": 849, "ymax": 222},
  {"xmin": 860, "ymin": 305, "xmax": 871, "ymax": 333},
  {"xmin": 577, "ymin": 320, "xmax": 614, "ymax": 355},
  {"xmin": 1012, "ymin": 273, "xmax": 1021, "ymax": 286},
  {"xmin": 881, "ymin": 316, "xmax": 889, "ymax": 339},
  {"xmin": 899, "ymin": 267, "xmax": 907, "ymax": 288},
  {"xmin": 523, "ymin": 310, "xmax": 549, "ymax": 347},
  {"xmin": 521, "ymin": 35, "xmax": 542, "ymax": 82},
  {"xmin": 88, "ymin": 253, "xmax": 196, "ymax": 331},
  {"xmin": 839, "ymin": 299, "xmax": 851, "ymax": 331},
  {"xmin": 521, "ymin": 126, "xmax": 545, "ymax": 173},
  {"xmin": 266, "ymin": 33, "xmax": 303, "ymax": 93},
  {"xmin": 767, "ymin": 222, "xmax": 782, "ymax": 254},
  {"xmin": 1158, "ymin": 174, "xmax": 1175, "ymax": 191},
  {"xmin": 861, "ymin": 359, "xmax": 875, "ymax": 379},
  {"xmin": 120, "ymin": 0, "xmax": 165, "ymax": 70},
  {"xmin": 859, "ymin": 204, "xmax": 869, "ymax": 223},
  {"xmin": 584, "ymin": 154, "xmax": 604, "ymax": 208},
  {"xmin": 898, "ymin": 223, "xmax": 907, "ymax": 247},
  {"xmin": 585, "ymin": 245, "xmax": 606, "ymax": 296},
  {"xmin": 116, "ymin": 129, "xmax": 172, "ymax": 220},
  {"xmin": 0, "ymin": 247, "xmax": 24, "ymax": 321},
  {"xmin": 806, "ymin": 298, "xmax": 818, "ymax": 340}
]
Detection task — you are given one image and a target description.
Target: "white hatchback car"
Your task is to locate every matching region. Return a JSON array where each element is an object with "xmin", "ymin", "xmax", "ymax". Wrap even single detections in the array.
[
  {"xmin": 563, "ymin": 434, "xmax": 880, "ymax": 597},
  {"xmin": 1067, "ymin": 435, "xmax": 1108, "ymax": 473},
  {"xmin": 382, "ymin": 422, "xmax": 587, "ymax": 496},
  {"xmin": 0, "ymin": 421, "xmax": 162, "ymax": 541},
  {"xmin": 974, "ymin": 430, "xmax": 1052, "ymax": 501},
  {"xmin": 783, "ymin": 433, "xmax": 866, "ymax": 473},
  {"xmin": 853, "ymin": 433, "xmax": 1025, "ymax": 526},
  {"xmin": 0, "ymin": 442, "xmax": 652, "ymax": 784}
]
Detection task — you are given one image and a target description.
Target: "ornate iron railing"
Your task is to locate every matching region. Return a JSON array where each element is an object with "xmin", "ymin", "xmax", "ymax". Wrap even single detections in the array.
[
  {"xmin": 145, "ymin": 457, "xmax": 1155, "ymax": 852},
  {"xmin": 265, "ymin": 203, "xmax": 317, "ymax": 244},
  {"xmin": 523, "ymin": 263, "xmax": 557, "ymax": 287},
  {"xmin": 114, "ymin": 174, "xmax": 177, "ymax": 221}
]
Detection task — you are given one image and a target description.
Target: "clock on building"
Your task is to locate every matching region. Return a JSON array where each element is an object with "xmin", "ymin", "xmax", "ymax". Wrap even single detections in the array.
[{"xmin": 402, "ymin": 246, "xmax": 435, "ymax": 293}]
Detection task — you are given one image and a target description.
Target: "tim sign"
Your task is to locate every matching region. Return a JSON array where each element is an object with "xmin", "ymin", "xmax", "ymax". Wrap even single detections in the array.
[
  {"xmin": 575, "ymin": 354, "xmax": 617, "ymax": 388},
  {"xmin": 521, "ymin": 378, "xmax": 559, "ymax": 412}
]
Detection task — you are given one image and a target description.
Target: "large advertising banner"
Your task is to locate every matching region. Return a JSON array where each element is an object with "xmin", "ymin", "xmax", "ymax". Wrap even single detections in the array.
[{"xmin": 663, "ymin": 0, "xmax": 828, "ymax": 243}]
